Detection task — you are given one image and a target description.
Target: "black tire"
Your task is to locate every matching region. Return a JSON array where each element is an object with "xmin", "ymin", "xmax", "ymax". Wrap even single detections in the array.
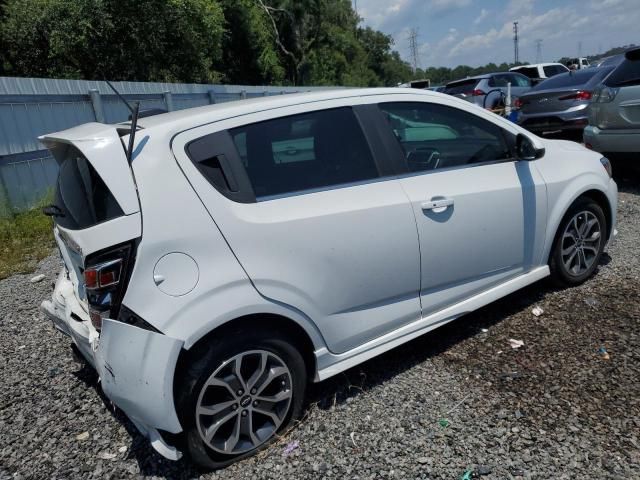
[
  {"xmin": 549, "ymin": 197, "xmax": 607, "ymax": 287},
  {"xmin": 175, "ymin": 327, "xmax": 307, "ymax": 470}
]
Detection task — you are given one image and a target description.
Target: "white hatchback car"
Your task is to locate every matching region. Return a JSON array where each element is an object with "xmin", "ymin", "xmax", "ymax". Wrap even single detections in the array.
[{"xmin": 40, "ymin": 88, "xmax": 617, "ymax": 468}]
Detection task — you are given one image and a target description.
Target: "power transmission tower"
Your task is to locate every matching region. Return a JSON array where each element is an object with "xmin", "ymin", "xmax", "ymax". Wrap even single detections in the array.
[
  {"xmin": 353, "ymin": 0, "xmax": 358, "ymax": 17},
  {"xmin": 535, "ymin": 39, "xmax": 543, "ymax": 63},
  {"xmin": 513, "ymin": 22, "xmax": 519, "ymax": 64},
  {"xmin": 408, "ymin": 28, "xmax": 420, "ymax": 72}
]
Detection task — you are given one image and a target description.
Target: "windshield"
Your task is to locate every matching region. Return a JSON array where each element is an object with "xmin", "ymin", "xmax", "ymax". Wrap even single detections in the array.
[
  {"xmin": 443, "ymin": 79, "xmax": 480, "ymax": 95},
  {"xmin": 53, "ymin": 147, "xmax": 123, "ymax": 230}
]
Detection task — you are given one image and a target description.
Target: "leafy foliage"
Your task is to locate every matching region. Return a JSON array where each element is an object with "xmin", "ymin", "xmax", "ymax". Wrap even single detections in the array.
[
  {"xmin": 1, "ymin": 0, "xmax": 631, "ymax": 88},
  {"xmin": 0, "ymin": 0, "xmax": 225, "ymax": 82}
]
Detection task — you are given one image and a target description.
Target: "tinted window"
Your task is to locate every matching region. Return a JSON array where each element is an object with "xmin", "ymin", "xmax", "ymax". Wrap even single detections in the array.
[
  {"xmin": 512, "ymin": 67, "xmax": 539, "ymax": 79},
  {"xmin": 53, "ymin": 149, "xmax": 123, "ymax": 230},
  {"xmin": 229, "ymin": 108, "xmax": 378, "ymax": 198},
  {"xmin": 443, "ymin": 79, "xmax": 480, "ymax": 95},
  {"xmin": 488, "ymin": 74, "xmax": 524, "ymax": 87},
  {"xmin": 379, "ymin": 102, "xmax": 513, "ymax": 172},
  {"xmin": 605, "ymin": 54, "xmax": 640, "ymax": 87},
  {"xmin": 543, "ymin": 65, "xmax": 568, "ymax": 77},
  {"xmin": 534, "ymin": 69, "xmax": 600, "ymax": 90}
]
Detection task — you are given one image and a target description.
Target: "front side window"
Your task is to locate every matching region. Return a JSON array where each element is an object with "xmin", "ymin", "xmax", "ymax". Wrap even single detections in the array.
[
  {"xmin": 229, "ymin": 108, "xmax": 379, "ymax": 198},
  {"xmin": 379, "ymin": 102, "xmax": 513, "ymax": 173}
]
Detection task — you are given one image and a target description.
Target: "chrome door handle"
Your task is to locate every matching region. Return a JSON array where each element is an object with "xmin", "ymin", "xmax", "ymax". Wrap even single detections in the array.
[{"xmin": 421, "ymin": 198, "xmax": 454, "ymax": 211}]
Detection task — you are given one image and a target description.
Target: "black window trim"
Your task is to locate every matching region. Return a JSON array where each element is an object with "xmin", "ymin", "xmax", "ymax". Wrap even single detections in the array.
[
  {"xmin": 185, "ymin": 130, "xmax": 257, "ymax": 203},
  {"xmin": 186, "ymin": 105, "xmax": 407, "ymax": 203},
  {"xmin": 373, "ymin": 101, "xmax": 519, "ymax": 178}
]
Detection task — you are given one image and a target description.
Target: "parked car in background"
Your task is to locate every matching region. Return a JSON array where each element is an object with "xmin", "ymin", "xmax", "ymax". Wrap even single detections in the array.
[
  {"xmin": 40, "ymin": 87, "xmax": 616, "ymax": 469},
  {"xmin": 566, "ymin": 57, "xmax": 591, "ymax": 70},
  {"xmin": 398, "ymin": 79, "xmax": 431, "ymax": 89},
  {"xmin": 428, "ymin": 85, "xmax": 446, "ymax": 92},
  {"xmin": 516, "ymin": 66, "xmax": 616, "ymax": 137},
  {"xmin": 585, "ymin": 47, "xmax": 640, "ymax": 159},
  {"xmin": 593, "ymin": 55, "xmax": 625, "ymax": 68},
  {"xmin": 443, "ymin": 72, "xmax": 532, "ymax": 109},
  {"xmin": 510, "ymin": 63, "xmax": 570, "ymax": 85}
]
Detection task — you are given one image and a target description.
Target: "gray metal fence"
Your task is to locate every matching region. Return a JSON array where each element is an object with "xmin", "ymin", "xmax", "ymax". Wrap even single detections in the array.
[{"xmin": 0, "ymin": 77, "xmax": 331, "ymax": 214}]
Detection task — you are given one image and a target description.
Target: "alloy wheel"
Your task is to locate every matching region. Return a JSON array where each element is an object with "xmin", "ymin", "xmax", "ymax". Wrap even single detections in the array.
[
  {"xmin": 560, "ymin": 210, "xmax": 602, "ymax": 277},
  {"xmin": 195, "ymin": 350, "xmax": 293, "ymax": 455}
]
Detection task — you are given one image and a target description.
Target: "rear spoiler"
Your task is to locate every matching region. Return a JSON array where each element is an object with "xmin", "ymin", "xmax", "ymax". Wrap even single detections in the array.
[{"xmin": 39, "ymin": 123, "xmax": 140, "ymax": 216}]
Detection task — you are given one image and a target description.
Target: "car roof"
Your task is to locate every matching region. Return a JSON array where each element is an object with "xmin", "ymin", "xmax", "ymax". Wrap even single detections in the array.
[
  {"xmin": 446, "ymin": 71, "xmax": 523, "ymax": 85},
  {"xmin": 511, "ymin": 63, "xmax": 565, "ymax": 69},
  {"xmin": 125, "ymin": 88, "xmax": 437, "ymax": 131}
]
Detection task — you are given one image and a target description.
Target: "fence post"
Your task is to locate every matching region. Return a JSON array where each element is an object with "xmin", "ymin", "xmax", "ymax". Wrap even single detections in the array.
[
  {"xmin": 0, "ymin": 167, "xmax": 14, "ymax": 218},
  {"xmin": 163, "ymin": 91, "xmax": 174, "ymax": 111},
  {"xmin": 207, "ymin": 90, "xmax": 217, "ymax": 104},
  {"xmin": 240, "ymin": 90, "xmax": 247, "ymax": 100},
  {"xmin": 89, "ymin": 89, "xmax": 105, "ymax": 123}
]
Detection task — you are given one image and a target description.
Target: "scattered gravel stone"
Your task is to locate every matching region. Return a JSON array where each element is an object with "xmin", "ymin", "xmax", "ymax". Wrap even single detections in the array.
[
  {"xmin": 1, "ymin": 175, "xmax": 639, "ymax": 479},
  {"xmin": 29, "ymin": 274, "xmax": 45, "ymax": 283}
]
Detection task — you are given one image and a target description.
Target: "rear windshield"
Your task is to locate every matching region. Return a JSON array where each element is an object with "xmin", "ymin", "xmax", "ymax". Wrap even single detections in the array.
[
  {"xmin": 604, "ymin": 54, "xmax": 640, "ymax": 87},
  {"xmin": 53, "ymin": 148, "xmax": 123, "ymax": 230},
  {"xmin": 443, "ymin": 79, "xmax": 480, "ymax": 95},
  {"xmin": 533, "ymin": 69, "xmax": 601, "ymax": 90},
  {"xmin": 512, "ymin": 67, "xmax": 539, "ymax": 79}
]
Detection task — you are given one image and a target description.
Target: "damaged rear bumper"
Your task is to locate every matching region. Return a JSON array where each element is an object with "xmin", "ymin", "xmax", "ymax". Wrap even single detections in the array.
[{"xmin": 41, "ymin": 269, "xmax": 185, "ymax": 461}]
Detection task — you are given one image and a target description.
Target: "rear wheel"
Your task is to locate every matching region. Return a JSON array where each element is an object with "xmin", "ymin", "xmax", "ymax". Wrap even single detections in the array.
[
  {"xmin": 176, "ymin": 329, "xmax": 306, "ymax": 469},
  {"xmin": 549, "ymin": 197, "xmax": 606, "ymax": 286}
]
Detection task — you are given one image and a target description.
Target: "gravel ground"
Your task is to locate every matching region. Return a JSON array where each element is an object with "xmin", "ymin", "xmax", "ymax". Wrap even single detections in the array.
[{"xmin": 1, "ymin": 173, "xmax": 639, "ymax": 480}]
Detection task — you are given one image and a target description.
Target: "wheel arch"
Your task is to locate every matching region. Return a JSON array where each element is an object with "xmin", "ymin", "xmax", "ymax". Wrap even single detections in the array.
[
  {"xmin": 174, "ymin": 313, "xmax": 318, "ymax": 396},
  {"xmin": 544, "ymin": 185, "xmax": 613, "ymax": 263}
]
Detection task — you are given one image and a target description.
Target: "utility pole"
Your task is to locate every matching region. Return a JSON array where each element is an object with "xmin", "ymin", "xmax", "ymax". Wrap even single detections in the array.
[
  {"xmin": 513, "ymin": 22, "xmax": 519, "ymax": 64},
  {"xmin": 535, "ymin": 39, "xmax": 543, "ymax": 63},
  {"xmin": 578, "ymin": 41, "xmax": 582, "ymax": 57},
  {"xmin": 408, "ymin": 28, "xmax": 420, "ymax": 73}
]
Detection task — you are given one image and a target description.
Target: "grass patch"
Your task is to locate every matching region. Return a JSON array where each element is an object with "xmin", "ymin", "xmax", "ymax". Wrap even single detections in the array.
[{"xmin": 0, "ymin": 205, "xmax": 55, "ymax": 281}]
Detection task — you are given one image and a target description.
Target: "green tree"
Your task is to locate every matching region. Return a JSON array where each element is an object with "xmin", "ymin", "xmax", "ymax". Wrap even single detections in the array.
[
  {"xmin": 0, "ymin": 0, "xmax": 225, "ymax": 82},
  {"xmin": 217, "ymin": 0, "xmax": 284, "ymax": 84}
]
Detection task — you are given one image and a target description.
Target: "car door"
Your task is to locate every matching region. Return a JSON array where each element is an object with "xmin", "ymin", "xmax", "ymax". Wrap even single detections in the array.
[
  {"xmin": 377, "ymin": 100, "xmax": 547, "ymax": 317},
  {"xmin": 172, "ymin": 103, "xmax": 421, "ymax": 354}
]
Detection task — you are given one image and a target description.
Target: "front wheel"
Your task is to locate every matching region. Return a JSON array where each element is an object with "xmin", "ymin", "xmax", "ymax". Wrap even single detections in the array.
[
  {"xmin": 176, "ymin": 329, "xmax": 307, "ymax": 469},
  {"xmin": 549, "ymin": 198, "xmax": 606, "ymax": 286}
]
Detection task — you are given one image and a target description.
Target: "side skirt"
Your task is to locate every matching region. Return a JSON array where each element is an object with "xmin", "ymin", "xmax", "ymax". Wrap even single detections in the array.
[{"xmin": 314, "ymin": 265, "xmax": 550, "ymax": 381}]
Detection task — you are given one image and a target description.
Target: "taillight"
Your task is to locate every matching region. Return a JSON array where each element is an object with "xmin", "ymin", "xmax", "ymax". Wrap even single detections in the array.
[
  {"xmin": 594, "ymin": 86, "xmax": 619, "ymax": 103},
  {"xmin": 559, "ymin": 90, "xmax": 592, "ymax": 101},
  {"xmin": 513, "ymin": 98, "xmax": 524, "ymax": 109},
  {"xmin": 471, "ymin": 89, "xmax": 486, "ymax": 96},
  {"xmin": 83, "ymin": 243, "xmax": 135, "ymax": 331},
  {"xmin": 84, "ymin": 259, "xmax": 122, "ymax": 290}
]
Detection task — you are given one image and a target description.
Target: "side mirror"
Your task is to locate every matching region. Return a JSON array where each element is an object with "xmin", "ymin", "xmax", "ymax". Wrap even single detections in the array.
[{"xmin": 516, "ymin": 133, "xmax": 545, "ymax": 161}]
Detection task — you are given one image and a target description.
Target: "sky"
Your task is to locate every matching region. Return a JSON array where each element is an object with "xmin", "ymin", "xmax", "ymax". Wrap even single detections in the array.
[{"xmin": 356, "ymin": 0, "xmax": 639, "ymax": 68}]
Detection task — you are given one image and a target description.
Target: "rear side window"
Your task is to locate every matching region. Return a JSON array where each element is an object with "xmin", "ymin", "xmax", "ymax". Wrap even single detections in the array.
[
  {"xmin": 605, "ymin": 54, "xmax": 640, "ymax": 87},
  {"xmin": 444, "ymin": 79, "xmax": 480, "ymax": 95},
  {"xmin": 53, "ymin": 149, "xmax": 123, "ymax": 230},
  {"xmin": 229, "ymin": 108, "xmax": 379, "ymax": 198}
]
